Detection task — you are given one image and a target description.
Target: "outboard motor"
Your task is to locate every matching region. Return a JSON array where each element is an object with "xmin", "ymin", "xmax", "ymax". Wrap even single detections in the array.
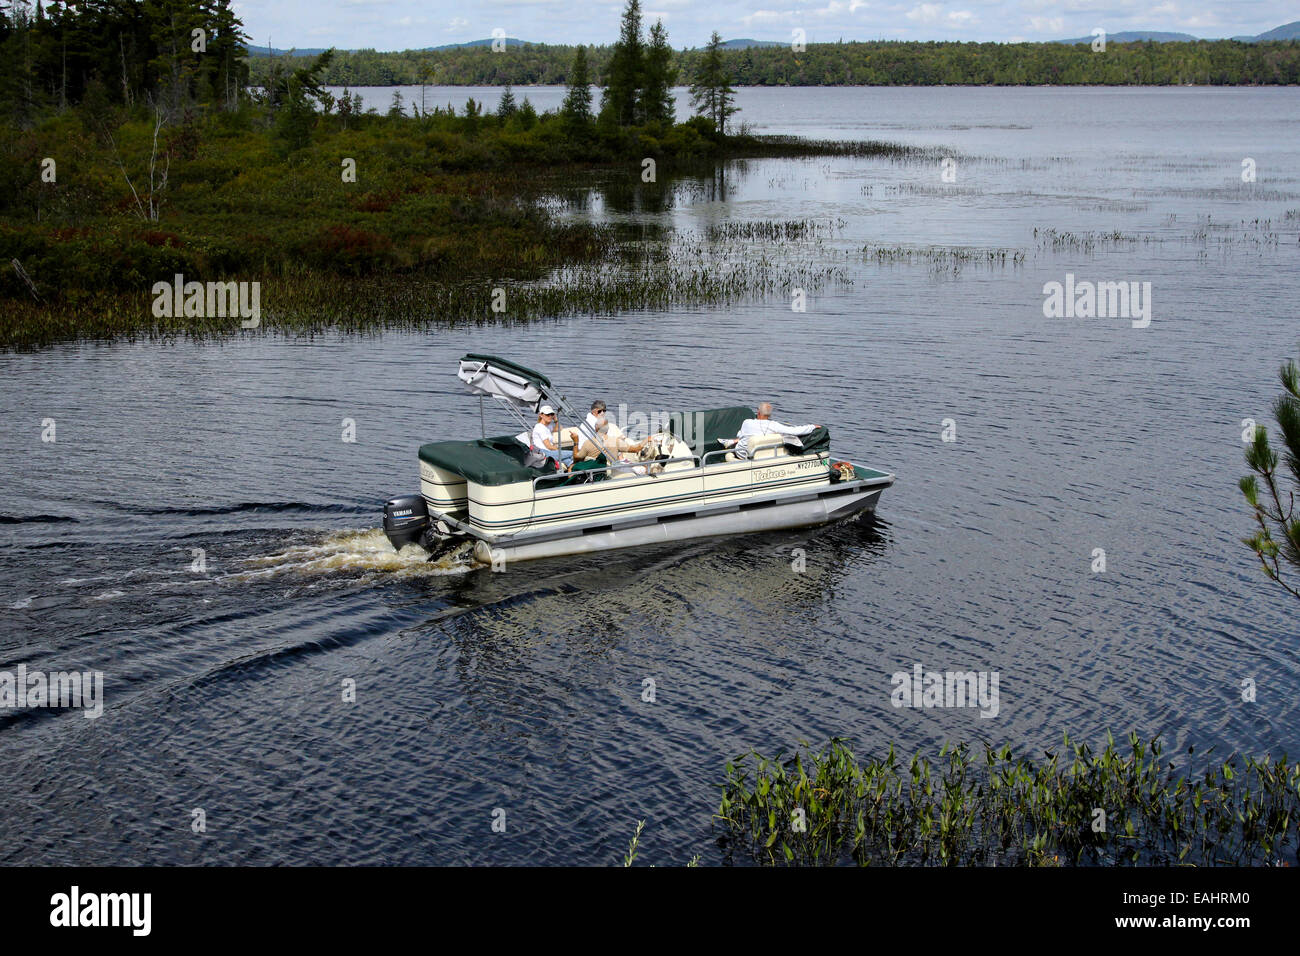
[{"xmin": 383, "ymin": 494, "xmax": 430, "ymax": 551}]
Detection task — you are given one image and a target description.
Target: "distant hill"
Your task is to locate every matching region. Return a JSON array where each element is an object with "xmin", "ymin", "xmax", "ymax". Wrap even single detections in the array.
[
  {"xmin": 247, "ymin": 38, "xmax": 534, "ymax": 58},
  {"xmin": 1252, "ymin": 20, "xmax": 1300, "ymax": 41},
  {"xmin": 1058, "ymin": 20, "xmax": 1300, "ymax": 44},
  {"xmin": 247, "ymin": 46, "xmax": 331, "ymax": 58},
  {"xmin": 420, "ymin": 38, "xmax": 534, "ymax": 51},
  {"xmin": 1056, "ymin": 31, "xmax": 1198, "ymax": 44},
  {"xmin": 716, "ymin": 39, "xmax": 786, "ymax": 50}
]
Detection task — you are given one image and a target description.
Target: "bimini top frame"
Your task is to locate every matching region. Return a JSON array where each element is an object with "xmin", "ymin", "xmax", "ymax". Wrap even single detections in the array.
[{"xmin": 456, "ymin": 353, "xmax": 610, "ymax": 461}]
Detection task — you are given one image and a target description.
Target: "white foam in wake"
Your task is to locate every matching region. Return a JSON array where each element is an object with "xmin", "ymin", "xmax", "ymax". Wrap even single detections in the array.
[{"xmin": 233, "ymin": 529, "xmax": 472, "ymax": 580}]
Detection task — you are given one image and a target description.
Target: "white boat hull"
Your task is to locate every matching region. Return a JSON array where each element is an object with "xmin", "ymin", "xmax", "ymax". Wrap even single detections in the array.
[{"xmin": 469, "ymin": 481, "xmax": 884, "ymax": 564}]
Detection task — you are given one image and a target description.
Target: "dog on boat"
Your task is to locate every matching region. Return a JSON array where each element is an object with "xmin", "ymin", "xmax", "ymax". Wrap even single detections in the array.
[
  {"xmin": 639, "ymin": 435, "xmax": 666, "ymax": 475},
  {"xmin": 639, "ymin": 433, "xmax": 690, "ymax": 475}
]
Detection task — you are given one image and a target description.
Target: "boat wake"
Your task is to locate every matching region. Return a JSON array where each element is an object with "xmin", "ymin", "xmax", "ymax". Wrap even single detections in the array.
[{"xmin": 234, "ymin": 529, "xmax": 473, "ymax": 580}]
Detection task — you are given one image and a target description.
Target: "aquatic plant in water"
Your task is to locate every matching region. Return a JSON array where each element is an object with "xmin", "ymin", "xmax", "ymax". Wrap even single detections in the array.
[{"xmin": 716, "ymin": 733, "xmax": 1300, "ymax": 866}]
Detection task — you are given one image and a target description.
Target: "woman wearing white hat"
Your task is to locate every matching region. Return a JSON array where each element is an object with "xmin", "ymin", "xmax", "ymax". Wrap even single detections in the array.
[{"xmin": 531, "ymin": 405, "xmax": 573, "ymax": 469}]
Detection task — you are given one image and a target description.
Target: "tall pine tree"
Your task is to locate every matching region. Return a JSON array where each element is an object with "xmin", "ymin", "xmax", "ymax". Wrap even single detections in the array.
[
  {"xmin": 496, "ymin": 82, "xmax": 517, "ymax": 118},
  {"xmin": 690, "ymin": 31, "xmax": 738, "ymax": 134},
  {"xmin": 561, "ymin": 44, "xmax": 592, "ymax": 129},
  {"xmin": 639, "ymin": 19, "xmax": 676, "ymax": 127},
  {"xmin": 600, "ymin": 0, "xmax": 642, "ymax": 126}
]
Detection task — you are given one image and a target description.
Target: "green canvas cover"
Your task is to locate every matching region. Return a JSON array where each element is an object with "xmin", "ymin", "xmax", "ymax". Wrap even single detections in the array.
[
  {"xmin": 800, "ymin": 425, "xmax": 831, "ymax": 454},
  {"xmin": 419, "ymin": 435, "xmax": 542, "ymax": 486},
  {"xmin": 668, "ymin": 406, "xmax": 752, "ymax": 457}
]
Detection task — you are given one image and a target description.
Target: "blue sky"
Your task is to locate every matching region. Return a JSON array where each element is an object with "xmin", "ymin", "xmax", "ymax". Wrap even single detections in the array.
[{"xmin": 231, "ymin": 1, "xmax": 1295, "ymax": 50}]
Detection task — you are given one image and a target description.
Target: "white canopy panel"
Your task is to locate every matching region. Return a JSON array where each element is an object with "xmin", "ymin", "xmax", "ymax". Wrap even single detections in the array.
[{"xmin": 457, "ymin": 358, "xmax": 545, "ymax": 409}]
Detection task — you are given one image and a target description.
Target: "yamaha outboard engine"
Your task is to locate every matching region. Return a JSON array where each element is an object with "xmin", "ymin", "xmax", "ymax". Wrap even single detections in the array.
[{"xmin": 383, "ymin": 494, "xmax": 430, "ymax": 551}]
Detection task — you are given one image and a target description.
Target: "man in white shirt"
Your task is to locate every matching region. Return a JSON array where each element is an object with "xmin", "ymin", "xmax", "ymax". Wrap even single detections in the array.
[
  {"xmin": 574, "ymin": 399, "xmax": 646, "ymax": 462},
  {"xmin": 578, "ymin": 400, "xmax": 608, "ymax": 447},
  {"xmin": 531, "ymin": 405, "xmax": 573, "ymax": 469},
  {"xmin": 727, "ymin": 403, "xmax": 821, "ymax": 459}
]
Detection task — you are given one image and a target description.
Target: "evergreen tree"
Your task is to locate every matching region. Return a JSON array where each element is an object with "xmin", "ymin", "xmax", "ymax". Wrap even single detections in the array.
[
  {"xmin": 203, "ymin": 0, "xmax": 249, "ymax": 109},
  {"xmin": 275, "ymin": 50, "xmax": 334, "ymax": 151},
  {"xmin": 561, "ymin": 44, "xmax": 592, "ymax": 128},
  {"xmin": 496, "ymin": 82, "xmax": 516, "ymax": 118},
  {"xmin": 690, "ymin": 31, "xmax": 738, "ymax": 134},
  {"xmin": 144, "ymin": 0, "xmax": 205, "ymax": 111},
  {"xmin": 337, "ymin": 86, "xmax": 356, "ymax": 128},
  {"xmin": 1241, "ymin": 350, "xmax": 1300, "ymax": 601},
  {"xmin": 600, "ymin": 0, "xmax": 642, "ymax": 126},
  {"xmin": 517, "ymin": 96, "xmax": 537, "ymax": 129},
  {"xmin": 639, "ymin": 19, "xmax": 676, "ymax": 127}
]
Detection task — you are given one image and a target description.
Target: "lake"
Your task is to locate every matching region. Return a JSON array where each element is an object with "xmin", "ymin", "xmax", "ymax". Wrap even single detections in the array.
[{"xmin": 1, "ymin": 86, "xmax": 1297, "ymax": 865}]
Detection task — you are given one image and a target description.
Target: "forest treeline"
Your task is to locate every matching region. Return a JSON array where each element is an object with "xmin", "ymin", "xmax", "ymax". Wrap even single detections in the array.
[
  {"xmin": 0, "ymin": 0, "xmax": 248, "ymax": 118},
  {"xmin": 243, "ymin": 37, "xmax": 1300, "ymax": 88}
]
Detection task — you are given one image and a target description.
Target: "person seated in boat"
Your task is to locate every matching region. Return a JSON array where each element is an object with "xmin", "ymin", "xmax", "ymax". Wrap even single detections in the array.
[
  {"xmin": 573, "ymin": 400, "xmax": 646, "ymax": 462},
  {"xmin": 531, "ymin": 405, "xmax": 573, "ymax": 470},
  {"xmin": 579, "ymin": 400, "xmax": 608, "ymax": 446},
  {"xmin": 725, "ymin": 403, "xmax": 822, "ymax": 459}
]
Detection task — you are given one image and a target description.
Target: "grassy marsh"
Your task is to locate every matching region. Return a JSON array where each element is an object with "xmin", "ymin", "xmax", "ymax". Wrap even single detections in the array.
[{"xmin": 1, "ymin": 104, "xmax": 923, "ymax": 350}]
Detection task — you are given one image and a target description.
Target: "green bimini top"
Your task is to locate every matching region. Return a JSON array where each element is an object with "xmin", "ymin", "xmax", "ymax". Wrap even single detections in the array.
[{"xmin": 418, "ymin": 405, "xmax": 830, "ymax": 486}]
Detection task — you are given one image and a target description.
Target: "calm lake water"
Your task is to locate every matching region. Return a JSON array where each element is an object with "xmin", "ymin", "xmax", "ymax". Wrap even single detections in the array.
[{"xmin": 2, "ymin": 87, "xmax": 1298, "ymax": 865}]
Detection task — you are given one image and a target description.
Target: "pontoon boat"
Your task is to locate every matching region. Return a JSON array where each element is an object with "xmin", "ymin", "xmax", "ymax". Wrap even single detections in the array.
[{"xmin": 381, "ymin": 355, "xmax": 894, "ymax": 564}]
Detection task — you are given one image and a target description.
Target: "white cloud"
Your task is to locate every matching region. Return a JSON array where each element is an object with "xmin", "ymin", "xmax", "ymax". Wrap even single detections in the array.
[
  {"xmin": 906, "ymin": 4, "xmax": 976, "ymax": 27},
  {"xmin": 741, "ymin": 8, "xmax": 800, "ymax": 25},
  {"xmin": 906, "ymin": 3, "xmax": 943, "ymax": 23},
  {"xmin": 812, "ymin": 0, "xmax": 870, "ymax": 15}
]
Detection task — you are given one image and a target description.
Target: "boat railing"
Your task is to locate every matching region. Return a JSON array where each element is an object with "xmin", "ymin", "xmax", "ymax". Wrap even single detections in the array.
[
  {"xmin": 531, "ymin": 456, "xmax": 700, "ymax": 492},
  {"xmin": 699, "ymin": 445, "xmax": 796, "ymax": 467},
  {"xmin": 531, "ymin": 442, "xmax": 821, "ymax": 493}
]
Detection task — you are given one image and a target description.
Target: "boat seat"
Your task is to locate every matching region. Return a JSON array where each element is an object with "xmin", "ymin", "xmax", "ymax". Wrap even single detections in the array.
[{"xmin": 726, "ymin": 433, "xmax": 790, "ymax": 462}]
